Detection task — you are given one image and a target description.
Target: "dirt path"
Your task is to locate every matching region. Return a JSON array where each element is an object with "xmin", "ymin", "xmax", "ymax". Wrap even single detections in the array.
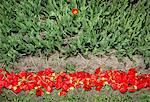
[{"xmin": 4, "ymin": 53, "xmax": 149, "ymax": 74}]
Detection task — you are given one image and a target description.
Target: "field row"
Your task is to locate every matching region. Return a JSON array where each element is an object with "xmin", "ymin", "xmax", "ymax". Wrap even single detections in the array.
[{"xmin": 1, "ymin": 0, "xmax": 150, "ymax": 64}]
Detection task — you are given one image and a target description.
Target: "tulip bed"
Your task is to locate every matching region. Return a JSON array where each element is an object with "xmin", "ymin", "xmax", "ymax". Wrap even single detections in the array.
[{"xmin": 0, "ymin": 67, "xmax": 150, "ymax": 97}]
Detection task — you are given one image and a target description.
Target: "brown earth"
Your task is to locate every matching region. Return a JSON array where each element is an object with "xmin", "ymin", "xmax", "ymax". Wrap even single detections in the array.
[{"xmin": 2, "ymin": 52, "xmax": 149, "ymax": 74}]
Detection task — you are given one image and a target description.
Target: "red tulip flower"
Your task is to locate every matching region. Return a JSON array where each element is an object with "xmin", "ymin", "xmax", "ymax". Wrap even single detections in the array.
[
  {"xmin": 72, "ymin": 8, "xmax": 78, "ymax": 15},
  {"xmin": 58, "ymin": 90, "xmax": 67, "ymax": 96},
  {"xmin": 36, "ymin": 88, "xmax": 44, "ymax": 96},
  {"xmin": 95, "ymin": 68, "xmax": 102, "ymax": 76}
]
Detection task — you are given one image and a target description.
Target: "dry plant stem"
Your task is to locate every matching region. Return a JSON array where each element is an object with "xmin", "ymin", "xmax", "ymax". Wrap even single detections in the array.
[
  {"xmin": 78, "ymin": 53, "xmax": 88, "ymax": 70},
  {"xmin": 78, "ymin": 53, "xmax": 87, "ymax": 62},
  {"xmin": 46, "ymin": 58, "xmax": 49, "ymax": 68},
  {"xmin": 75, "ymin": 89, "xmax": 79, "ymax": 95},
  {"xmin": 30, "ymin": 56, "xmax": 38, "ymax": 70},
  {"xmin": 11, "ymin": 90, "xmax": 17, "ymax": 96}
]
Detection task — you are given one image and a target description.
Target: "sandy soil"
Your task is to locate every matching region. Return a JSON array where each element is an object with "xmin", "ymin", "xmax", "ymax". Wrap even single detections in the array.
[{"xmin": 3, "ymin": 52, "xmax": 149, "ymax": 74}]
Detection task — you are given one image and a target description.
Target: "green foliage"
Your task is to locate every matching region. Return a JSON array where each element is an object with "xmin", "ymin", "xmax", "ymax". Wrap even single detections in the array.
[
  {"xmin": 0, "ymin": 88, "xmax": 150, "ymax": 102},
  {"xmin": 0, "ymin": 0, "xmax": 150, "ymax": 64},
  {"xmin": 64, "ymin": 63, "xmax": 76, "ymax": 73}
]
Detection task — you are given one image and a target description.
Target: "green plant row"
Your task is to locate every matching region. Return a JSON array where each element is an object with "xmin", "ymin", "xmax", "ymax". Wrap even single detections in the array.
[
  {"xmin": 0, "ymin": 0, "xmax": 150, "ymax": 64},
  {"xmin": 1, "ymin": 88, "xmax": 150, "ymax": 102}
]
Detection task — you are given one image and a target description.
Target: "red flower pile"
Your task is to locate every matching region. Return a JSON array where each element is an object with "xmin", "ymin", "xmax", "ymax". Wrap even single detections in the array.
[{"xmin": 0, "ymin": 67, "xmax": 149, "ymax": 96}]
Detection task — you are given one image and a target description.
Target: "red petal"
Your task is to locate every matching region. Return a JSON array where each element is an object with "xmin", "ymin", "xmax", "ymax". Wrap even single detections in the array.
[
  {"xmin": 36, "ymin": 88, "xmax": 44, "ymax": 96},
  {"xmin": 94, "ymin": 68, "xmax": 102, "ymax": 76},
  {"xmin": 58, "ymin": 90, "xmax": 67, "ymax": 96}
]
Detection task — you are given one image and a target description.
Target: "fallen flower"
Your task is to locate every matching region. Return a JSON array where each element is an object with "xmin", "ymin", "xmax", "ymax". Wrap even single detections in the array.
[
  {"xmin": 0, "ymin": 67, "xmax": 149, "ymax": 97},
  {"xmin": 36, "ymin": 88, "xmax": 44, "ymax": 96}
]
